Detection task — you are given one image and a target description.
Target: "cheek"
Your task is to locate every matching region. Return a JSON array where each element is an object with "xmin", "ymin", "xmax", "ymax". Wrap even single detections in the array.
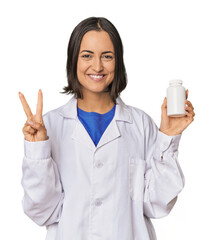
[
  {"xmin": 106, "ymin": 61, "xmax": 115, "ymax": 74},
  {"xmin": 77, "ymin": 60, "xmax": 89, "ymax": 74}
]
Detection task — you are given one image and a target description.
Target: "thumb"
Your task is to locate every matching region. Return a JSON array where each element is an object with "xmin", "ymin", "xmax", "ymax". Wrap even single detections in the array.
[
  {"xmin": 28, "ymin": 121, "xmax": 43, "ymax": 131},
  {"xmin": 161, "ymin": 97, "xmax": 167, "ymax": 109},
  {"xmin": 161, "ymin": 97, "xmax": 167, "ymax": 116}
]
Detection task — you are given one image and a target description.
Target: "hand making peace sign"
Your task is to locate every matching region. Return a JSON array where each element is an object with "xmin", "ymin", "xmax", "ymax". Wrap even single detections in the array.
[{"xmin": 18, "ymin": 89, "xmax": 48, "ymax": 142}]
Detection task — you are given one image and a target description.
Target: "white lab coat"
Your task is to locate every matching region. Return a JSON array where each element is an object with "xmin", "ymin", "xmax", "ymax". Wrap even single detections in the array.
[{"xmin": 21, "ymin": 95, "xmax": 185, "ymax": 240}]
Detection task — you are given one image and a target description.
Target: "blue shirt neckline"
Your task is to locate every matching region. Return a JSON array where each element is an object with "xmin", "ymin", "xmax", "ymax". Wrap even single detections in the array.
[{"xmin": 77, "ymin": 104, "xmax": 116, "ymax": 117}]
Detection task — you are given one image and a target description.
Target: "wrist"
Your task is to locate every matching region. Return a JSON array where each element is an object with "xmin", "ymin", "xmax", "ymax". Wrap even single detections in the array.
[{"xmin": 159, "ymin": 128, "xmax": 180, "ymax": 136}]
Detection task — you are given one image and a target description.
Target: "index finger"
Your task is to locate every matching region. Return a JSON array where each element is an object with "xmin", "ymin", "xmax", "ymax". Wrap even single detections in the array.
[
  {"xmin": 18, "ymin": 92, "xmax": 33, "ymax": 119},
  {"xmin": 36, "ymin": 89, "xmax": 43, "ymax": 120}
]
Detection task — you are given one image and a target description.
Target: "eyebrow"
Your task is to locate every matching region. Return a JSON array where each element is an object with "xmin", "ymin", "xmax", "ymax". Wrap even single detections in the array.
[{"xmin": 80, "ymin": 50, "xmax": 114, "ymax": 54}]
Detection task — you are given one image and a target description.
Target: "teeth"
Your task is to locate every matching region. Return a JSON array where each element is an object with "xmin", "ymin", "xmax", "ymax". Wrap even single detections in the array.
[{"xmin": 89, "ymin": 75, "xmax": 104, "ymax": 78}]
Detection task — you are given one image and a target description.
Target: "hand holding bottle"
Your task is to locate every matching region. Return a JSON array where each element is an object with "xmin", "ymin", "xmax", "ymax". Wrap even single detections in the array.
[
  {"xmin": 159, "ymin": 89, "xmax": 195, "ymax": 136},
  {"xmin": 19, "ymin": 89, "xmax": 48, "ymax": 142}
]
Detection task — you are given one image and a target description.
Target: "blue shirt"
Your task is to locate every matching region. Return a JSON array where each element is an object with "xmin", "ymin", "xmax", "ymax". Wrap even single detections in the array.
[{"xmin": 77, "ymin": 104, "xmax": 116, "ymax": 146}]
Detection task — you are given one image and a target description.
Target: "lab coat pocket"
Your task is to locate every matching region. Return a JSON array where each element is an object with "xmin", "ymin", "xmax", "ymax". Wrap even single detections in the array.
[{"xmin": 129, "ymin": 158, "xmax": 146, "ymax": 201}]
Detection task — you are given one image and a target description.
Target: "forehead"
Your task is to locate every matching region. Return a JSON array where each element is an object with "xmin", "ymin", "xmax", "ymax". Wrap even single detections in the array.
[{"xmin": 80, "ymin": 30, "xmax": 114, "ymax": 52}]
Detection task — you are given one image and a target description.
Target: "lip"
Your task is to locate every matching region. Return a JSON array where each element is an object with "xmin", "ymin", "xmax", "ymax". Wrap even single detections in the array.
[{"xmin": 87, "ymin": 74, "xmax": 106, "ymax": 82}]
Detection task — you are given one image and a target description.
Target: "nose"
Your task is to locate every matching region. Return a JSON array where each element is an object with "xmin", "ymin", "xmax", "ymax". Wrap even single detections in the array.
[{"xmin": 92, "ymin": 57, "xmax": 103, "ymax": 72}]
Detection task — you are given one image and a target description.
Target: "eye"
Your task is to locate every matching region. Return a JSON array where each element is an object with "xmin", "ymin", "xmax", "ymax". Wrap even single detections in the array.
[
  {"xmin": 81, "ymin": 54, "xmax": 92, "ymax": 58},
  {"xmin": 103, "ymin": 55, "xmax": 113, "ymax": 59}
]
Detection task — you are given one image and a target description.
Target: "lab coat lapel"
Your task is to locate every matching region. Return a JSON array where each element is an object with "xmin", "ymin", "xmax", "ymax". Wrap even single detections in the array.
[
  {"xmin": 96, "ymin": 118, "xmax": 120, "ymax": 149},
  {"xmin": 72, "ymin": 119, "xmax": 96, "ymax": 150},
  {"xmin": 58, "ymin": 95, "xmax": 133, "ymax": 150},
  {"xmin": 97, "ymin": 96, "xmax": 133, "ymax": 149}
]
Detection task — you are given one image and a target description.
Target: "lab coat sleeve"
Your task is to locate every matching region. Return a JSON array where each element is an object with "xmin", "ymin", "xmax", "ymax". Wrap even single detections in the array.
[
  {"xmin": 143, "ymin": 114, "xmax": 185, "ymax": 219},
  {"xmin": 21, "ymin": 114, "xmax": 64, "ymax": 226}
]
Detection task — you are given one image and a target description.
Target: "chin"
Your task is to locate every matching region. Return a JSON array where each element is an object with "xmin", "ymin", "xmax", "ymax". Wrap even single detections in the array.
[{"xmin": 84, "ymin": 86, "xmax": 110, "ymax": 95}]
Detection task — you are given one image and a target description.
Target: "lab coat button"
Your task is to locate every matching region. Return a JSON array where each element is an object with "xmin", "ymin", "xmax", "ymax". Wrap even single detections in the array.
[
  {"xmin": 96, "ymin": 162, "xmax": 103, "ymax": 168},
  {"xmin": 95, "ymin": 199, "xmax": 102, "ymax": 206}
]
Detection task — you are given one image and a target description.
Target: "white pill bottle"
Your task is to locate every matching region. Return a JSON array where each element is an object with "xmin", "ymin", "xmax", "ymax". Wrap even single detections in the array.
[{"xmin": 167, "ymin": 79, "xmax": 186, "ymax": 117}]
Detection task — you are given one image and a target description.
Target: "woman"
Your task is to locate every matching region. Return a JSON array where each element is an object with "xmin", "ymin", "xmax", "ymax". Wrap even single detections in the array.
[{"xmin": 19, "ymin": 17, "xmax": 195, "ymax": 240}]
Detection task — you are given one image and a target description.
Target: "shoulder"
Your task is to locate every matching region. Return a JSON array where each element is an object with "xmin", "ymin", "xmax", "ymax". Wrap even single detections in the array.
[
  {"xmin": 125, "ymin": 102, "xmax": 156, "ymax": 129},
  {"xmin": 43, "ymin": 105, "xmax": 63, "ymax": 119},
  {"xmin": 124, "ymin": 103, "xmax": 159, "ymax": 147},
  {"xmin": 42, "ymin": 98, "xmax": 72, "ymax": 128}
]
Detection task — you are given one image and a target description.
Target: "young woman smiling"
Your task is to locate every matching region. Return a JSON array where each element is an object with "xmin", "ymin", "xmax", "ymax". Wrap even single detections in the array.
[
  {"xmin": 76, "ymin": 30, "xmax": 116, "ymax": 114},
  {"xmin": 19, "ymin": 17, "xmax": 195, "ymax": 240}
]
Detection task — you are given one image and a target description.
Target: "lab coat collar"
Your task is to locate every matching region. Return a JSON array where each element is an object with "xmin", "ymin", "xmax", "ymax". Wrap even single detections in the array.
[
  {"xmin": 58, "ymin": 95, "xmax": 133, "ymax": 150},
  {"xmin": 58, "ymin": 95, "xmax": 133, "ymax": 123}
]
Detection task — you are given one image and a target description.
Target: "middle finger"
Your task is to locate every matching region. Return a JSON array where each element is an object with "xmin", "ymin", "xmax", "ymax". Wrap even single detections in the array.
[{"xmin": 36, "ymin": 89, "xmax": 43, "ymax": 121}]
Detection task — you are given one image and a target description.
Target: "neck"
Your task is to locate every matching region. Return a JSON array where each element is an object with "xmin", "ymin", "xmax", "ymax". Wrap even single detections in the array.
[{"xmin": 77, "ymin": 90, "xmax": 115, "ymax": 114}]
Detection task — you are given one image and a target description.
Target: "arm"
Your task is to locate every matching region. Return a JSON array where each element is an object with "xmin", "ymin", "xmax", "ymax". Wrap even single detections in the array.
[
  {"xmin": 143, "ymin": 115, "xmax": 185, "ymax": 219},
  {"xmin": 21, "ymin": 114, "xmax": 64, "ymax": 226}
]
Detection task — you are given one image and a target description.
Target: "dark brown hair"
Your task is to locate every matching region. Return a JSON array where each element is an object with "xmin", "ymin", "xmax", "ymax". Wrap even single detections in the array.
[{"xmin": 60, "ymin": 17, "xmax": 127, "ymax": 103}]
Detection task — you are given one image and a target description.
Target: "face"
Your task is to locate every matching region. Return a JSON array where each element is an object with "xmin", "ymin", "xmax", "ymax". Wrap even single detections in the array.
[{"xmin": 77, "ymin": 30, "xmax": 115, "ymax": 97}]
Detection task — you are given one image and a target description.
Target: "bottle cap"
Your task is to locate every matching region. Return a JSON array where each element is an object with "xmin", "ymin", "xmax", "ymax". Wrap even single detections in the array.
[{"xmin": 169, "ymin": 79, "xmax": 183, "ymax": 85}]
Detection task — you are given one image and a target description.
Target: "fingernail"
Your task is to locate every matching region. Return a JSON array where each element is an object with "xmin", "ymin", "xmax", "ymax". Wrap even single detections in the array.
[{"xmin": 28, "ymin": 121, "xmax": 34, "ymax": 126}]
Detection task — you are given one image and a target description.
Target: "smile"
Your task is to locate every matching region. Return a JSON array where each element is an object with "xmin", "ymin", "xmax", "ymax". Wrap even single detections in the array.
[{"xmin": 88, "ymin": 74, "xmax": 106, "ymax": 82}]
